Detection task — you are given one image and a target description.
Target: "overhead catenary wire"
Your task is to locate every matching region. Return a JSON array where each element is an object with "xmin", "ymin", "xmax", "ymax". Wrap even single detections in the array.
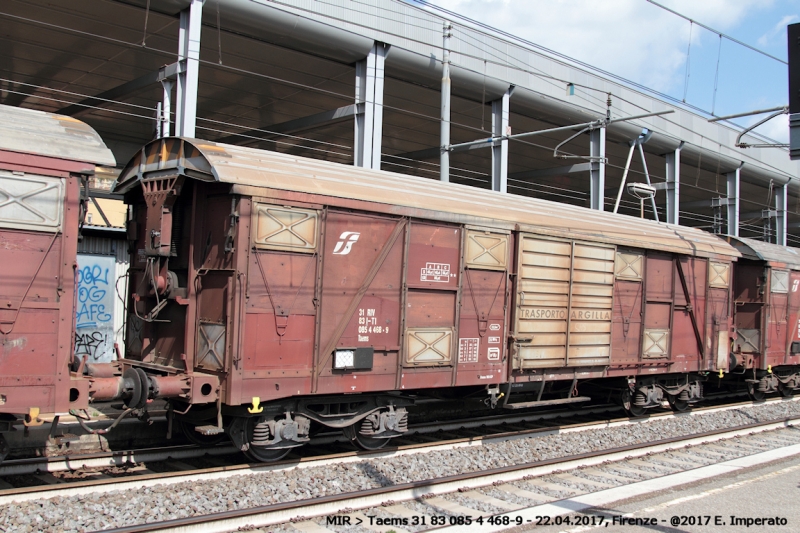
[
  {"xmin": 0, "ymin": 78, "xmax": 361, "ymax": 153},
  {"xmin": 6, "ymin": 0, "xmax": 783, "ymax": 160},
  {"xmin": 410, "ymin": 0, "xmax": 788, "ymax": 147},
  {"xmin": 712, "ymin": 34, "xmax": 723, "ymax": 115},
  {"xmin": 193, "ymin": 124, "xmax": 353, "ymax": 159},
  {"xmin": 266, "ymin": 0, "xmax": 754, "ymax": 129},
  {"xmin": 683, "ymin": 21, "xmax": 693, "ymax": 102},
  {"xmin": 1, "ymin": 79, "xmax": 588, "ymax": 182},
  {"xmin": 0, "ymin": 77, "xmax": 159, "ymax": 113},
  {"xmin": 407, "ymin": 0, "xmax": 748, "ymax": 119},
  {"xmin": 381, "ymin": 159, "xmax": 482, "ymax": 183},
  {"xmin": 1, "ymin": 9, "xmax": 792, "ymax": 232},
  {"xmin": 0, "ymin": 89, "xmax": 159, "ymax": 121},
  {"xmin": 1, "ymin": 2, "xmax": 783, "ymax": 155},
  {"xmin": 10, "ymin": 86, "xmax": 786, "ymax": 218},
  {"xmin": 2, "ymin": 3, "xmax": 796, "ymax": 228},
  {"xmin": 142, "ymin": 0, "xmax": 151, "ymax": 46},
  {"xmin": 197, "ymin": 115, "xmax": 352, "ymax": 149},
  {"xmin": 645, "ymin": 0, "xmax": 788, "ymax": 65}
]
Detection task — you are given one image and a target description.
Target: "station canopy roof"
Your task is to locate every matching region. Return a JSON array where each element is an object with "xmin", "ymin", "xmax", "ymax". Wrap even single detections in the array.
[{"xmin": 1, "ymin": 0, "xmax": 798, "ymax": 244}]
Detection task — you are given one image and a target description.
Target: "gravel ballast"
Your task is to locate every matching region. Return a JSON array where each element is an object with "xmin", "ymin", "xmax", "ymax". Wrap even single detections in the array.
[{"xmin": 2, "ymin": 400, "xmax": 800, "ymax": 532}]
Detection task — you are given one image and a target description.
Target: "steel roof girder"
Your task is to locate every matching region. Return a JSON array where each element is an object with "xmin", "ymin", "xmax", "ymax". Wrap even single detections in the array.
[
  {"xmin": 175, "ymin": 0, "xmax": 204, "ymax": 138},
  {"xmin": 726, "ymin": 167, "xmax": 741, "ymax": 238},
  {"xmin": 491, "ymin": 86, "xmax": 513, "ymax": 193},
  {"xmin": 355, "ymin": 42, "xmax": 388, "ymax": 170},
  {"xmin": 589, "ymin": 127, "xmax": 605, "ymax": 211},
  {"xmin": 665, "ymin": 142, "xmax": 683, "ymax": 225}
]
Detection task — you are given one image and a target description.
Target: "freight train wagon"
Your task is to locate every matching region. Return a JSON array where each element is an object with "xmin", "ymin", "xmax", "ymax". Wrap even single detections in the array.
[
  {"xmin": 0, "ymin": 105, "xmax": 115, "ymax": 461},
  {"xmin": 727, "ymin": 237, "xmax": 800, "ymax": 398},
  {"xmin": 109, "ymin": 137, "xmax": 748, "ymax": 461}
]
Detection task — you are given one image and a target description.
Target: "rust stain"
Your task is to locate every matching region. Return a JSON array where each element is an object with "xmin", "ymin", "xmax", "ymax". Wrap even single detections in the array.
[
  {"xmin": 2, "ymin": 336, "xmax": 26, "ymax": 357},
  {"xmin": 0, "ymin": 235, "xmax": 25, "ymax": 251}
]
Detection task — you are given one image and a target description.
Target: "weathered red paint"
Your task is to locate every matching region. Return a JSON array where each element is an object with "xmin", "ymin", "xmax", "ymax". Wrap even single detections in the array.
[
  {"xmin": 110, "ymin": 138, "xmax": 769, "ymax": 423},
  {"xmin": 766, "ymin": 288, "xmax": 789, "ymax": 368},
  {"xmin": 787, "ymin": 271, "xmax": 800, "ymax": 366},
  {"xmin": 456, "ymin": 269, "xmax": 507, "ymax": 387},
  {"xmin": 0, "ymin": 160, "xmax": 85, "ymax": 417}
]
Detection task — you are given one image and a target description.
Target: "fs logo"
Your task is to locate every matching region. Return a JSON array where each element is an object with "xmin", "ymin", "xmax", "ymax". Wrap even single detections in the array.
[{"xmin": 332, "ymin": 231, "xmax": 360, "ymax": 255}]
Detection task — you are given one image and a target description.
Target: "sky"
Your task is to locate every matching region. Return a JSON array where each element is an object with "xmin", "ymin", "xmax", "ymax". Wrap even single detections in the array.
[{"xmin": 419, "ymin": 0, "xmax": 799, "ymax": 143}]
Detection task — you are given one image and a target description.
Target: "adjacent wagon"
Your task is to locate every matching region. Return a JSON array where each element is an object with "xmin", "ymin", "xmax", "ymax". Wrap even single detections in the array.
[{"xmin": 0, "ymin": 105, "xmax": 115, "ymax": 458}]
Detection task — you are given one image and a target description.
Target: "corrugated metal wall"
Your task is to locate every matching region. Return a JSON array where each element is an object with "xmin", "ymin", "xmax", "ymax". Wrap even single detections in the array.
[{"xmin": 77, "ymin": 233, "xmax": 129, "ymax": 358}]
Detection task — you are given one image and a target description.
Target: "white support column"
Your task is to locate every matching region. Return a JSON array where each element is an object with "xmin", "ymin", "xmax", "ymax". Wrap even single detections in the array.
[
  {"xmin": 370, "ymin": 44, "xmax": 386, "ymax": 171},
  {"xmin": 726, "ymin": 165, "xmax": 741, "ymax": 237},
  {"xmin": 589, "ymin": 127, "xmax": 605, "ymax": 210},
  {"xmin": 354, "ymin": 59, "xmax": 368, "ymax": 166},
  {"xmin": 176, "ymin": 0, "xmax": 204, "ymax": 138},
  {"xmin": 776, "ymin": 183, "xmax": 788, "ymax": 246},
  {"xmin": 491, "ymin": 86, "xmax": 513, "ymax": 193},
  {"xmin": 440, "ymin": 22, "xmax": 452, "ymax": 183},
  {"xmin": 665, "ymin": 142, "xmax": 683, "ymax": 225},
  {"xmin": 354, "ymin": 42, "xmax": 387, "ymax": 170},
  {"xmin": 161, "ymin": 79, "xmax": 174, "ymax": 137}
]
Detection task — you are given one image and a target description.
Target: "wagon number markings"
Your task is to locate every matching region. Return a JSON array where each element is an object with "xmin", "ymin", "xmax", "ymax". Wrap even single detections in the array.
[{"xmin": 358, "ymin": 308, "xmax": 387, "ymax": 341}]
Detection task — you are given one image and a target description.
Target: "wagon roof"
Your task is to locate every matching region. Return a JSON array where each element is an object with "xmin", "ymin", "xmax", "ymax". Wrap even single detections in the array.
[
  {"xmin": 726, "ymin": 236, "xmax": 800, "ymax": 269},
  {"xmin": 115, "ymin": 137, "xmax": 739, "ymax": 260},
  {"xmin": 0, "ymin": 105, "xmax": 115, "ymax": 167}
]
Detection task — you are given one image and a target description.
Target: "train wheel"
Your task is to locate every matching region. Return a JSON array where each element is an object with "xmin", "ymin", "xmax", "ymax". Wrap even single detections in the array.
[
  {"xmin": 626, "ymin": 404, "xmax": 647, "ymax": 417},
  {"xmin": 621, "ymin": 389, "xmax": 647, "ymax": 417},
  {"xmin": 667, "ymin": 395, "xmax": 690, "ymax": 413},
  {"xmin": 779, "ymin": 383, "xmax": 795, "ymax": 398},
  {"xmin": 177, "ymin": 419, "xmax": 228, "ymax": 447},
  {"xmin": 343, "ymin": 424, "xmax": 391, "ymax": 451},
  {"xmin": 747, "ymin": 383, "xmax": 766, "ymax": 402},
  {"xmin": 242, "ymin": 417, "xmax": 292, "ymax": 462},
  {"xmin": 244, "ymin": 445, "xmax": 291, "ymax": 462}
]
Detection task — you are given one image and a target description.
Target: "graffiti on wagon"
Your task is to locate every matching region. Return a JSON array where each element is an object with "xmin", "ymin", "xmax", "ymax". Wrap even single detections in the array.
[{"xmin": 74, "ymin": 255, "xmax": 116, "ymax": 362}]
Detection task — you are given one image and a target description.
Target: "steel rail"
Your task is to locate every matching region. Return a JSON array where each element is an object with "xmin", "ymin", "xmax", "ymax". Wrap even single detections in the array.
[
  {"xmin": 1, "ymin": 396, "xmax": 794, "ymax": 506},
  {"xmin": 0, "ymin": 404, "xmax": 620, "ymax": 476},
  {"xmin": 0, "ymin": 393, "xmax": 756, "ymax": 478},
  {"xmin": 89, "ymin": 414, "xmax": 800, "ymax": 533}
]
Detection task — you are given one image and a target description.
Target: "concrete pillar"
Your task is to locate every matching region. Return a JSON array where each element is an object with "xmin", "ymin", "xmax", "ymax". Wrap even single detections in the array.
[
  {"xmin": 726, "ymin": 166, "xmax": 740, "ymax": 237},
  {"xmin": 440, "ymin": 22, "xmax": 452, "ymax": 183},
  {"xmin": 354, "ymin": 42, "xmax": 387, "ymax": 170},
  {"xmin": 777, "ymin": 183, "xmax": 788, "ymax": 245},
  {"xmin": 589, "ymin": 127, "xmax": 605, "ymax": 210},
  {"xmin": 665, "ymin": 142, "xmax": 683, "ymax": 225},
  {"xmin": 491, "ymin": 86, "xmax": 513, "ymax": 193},
  {"xmin": 176, "ymin": 0, "xmax": 204, "ymax": 137}
]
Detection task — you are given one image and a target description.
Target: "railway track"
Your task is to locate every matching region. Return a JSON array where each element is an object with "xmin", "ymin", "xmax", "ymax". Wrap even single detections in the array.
[
  {"xmin": 82, "ymin": 412, "xmax": 800, "ymax": 533},
  {"xmin": 0, "ymin": 403, "xmax": 624, "ymax": 479},
  {"xmin": 0, "ymin": 393, "xmax": 748, "ymax": 480},
  {"xmin": 1, "ymin": 396, "xmax": 798, "ymax": 532}
]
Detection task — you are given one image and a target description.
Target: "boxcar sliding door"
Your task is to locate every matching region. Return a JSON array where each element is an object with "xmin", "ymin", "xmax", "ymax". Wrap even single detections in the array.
[{"xmin": 512, "ymin": 235, "xmax": 614, "ymax": 370}]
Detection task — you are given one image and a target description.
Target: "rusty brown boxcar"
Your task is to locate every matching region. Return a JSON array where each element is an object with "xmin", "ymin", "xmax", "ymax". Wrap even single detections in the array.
[
  {"xmin": 102, "ymin": 136, "xmax": 758, "ymax": 460},
  {"xmin": 727, "ymin": 237, "xmax": 800, "ymax": 398},
  {"xmin": 0, "ymin": 105, "xmax": 115, "ymax": 459}
]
